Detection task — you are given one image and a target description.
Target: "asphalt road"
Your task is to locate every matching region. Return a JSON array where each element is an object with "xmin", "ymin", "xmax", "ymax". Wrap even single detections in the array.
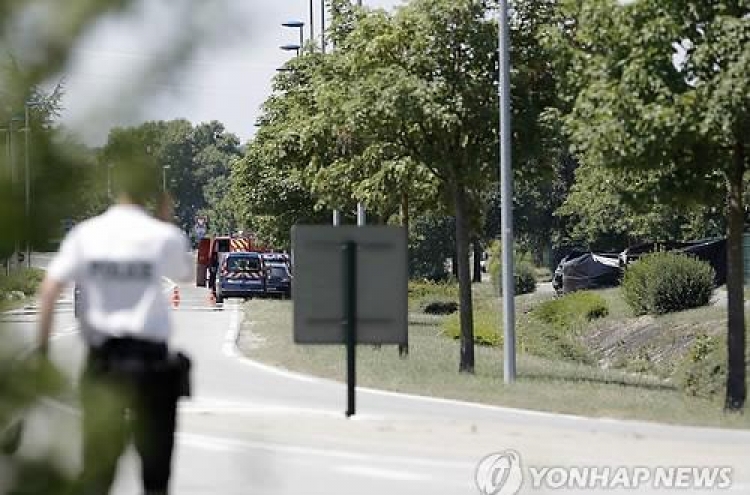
[{"xmin": 2, "ymin": 255, "xmax": 749, "ymax": 494}]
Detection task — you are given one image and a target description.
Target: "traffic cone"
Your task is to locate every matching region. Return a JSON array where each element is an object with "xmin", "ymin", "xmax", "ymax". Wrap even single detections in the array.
[{"xmin": 171, "ymin": 286, "xmax": 181, "ymax": 309}]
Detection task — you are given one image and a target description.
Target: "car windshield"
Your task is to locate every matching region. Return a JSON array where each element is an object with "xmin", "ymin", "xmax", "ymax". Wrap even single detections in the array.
[
  {"xmin": 270, "ymin": 266, "xmax": 287, "ymax": 277},
  {"xmin": 226, "ymin": 257, "xmax": 261, "ymax": 272}
]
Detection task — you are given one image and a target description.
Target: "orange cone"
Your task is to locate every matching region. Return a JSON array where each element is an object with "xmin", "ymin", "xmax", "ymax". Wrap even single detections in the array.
[{"xmin": 171, "ymin": 286, "xmax": 181, "ymax": 308}]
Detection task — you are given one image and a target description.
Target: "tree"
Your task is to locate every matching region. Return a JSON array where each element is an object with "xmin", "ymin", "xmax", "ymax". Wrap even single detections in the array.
[
  {"xmin": 102, "ymin": 119, "xmax": 242, "ymax": 234},
  {"xmin": 313, "ymin": 0, "xmax": 499, "ymax": 373},
  {"xmin": 0, "ymin": 1, "xmax": 208, "ymax": 491},
  {"xmin": 558, "ymin": 0, "xmax": 750, "ymax": 410},
  {"xmin": 556, "ymin": 164, "xmax": 725, "ymax": 250}
]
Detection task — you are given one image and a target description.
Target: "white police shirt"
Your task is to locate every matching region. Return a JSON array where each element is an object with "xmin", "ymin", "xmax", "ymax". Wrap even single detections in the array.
[{"xmin": 47, "ymin": 204, "xmax": 192, "ymax": 346}]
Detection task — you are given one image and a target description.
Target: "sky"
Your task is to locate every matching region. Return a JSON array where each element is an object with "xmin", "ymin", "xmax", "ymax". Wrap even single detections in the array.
[{"xmin": 59, "ymin": 0, "xmax": 406, "ymax": 146}]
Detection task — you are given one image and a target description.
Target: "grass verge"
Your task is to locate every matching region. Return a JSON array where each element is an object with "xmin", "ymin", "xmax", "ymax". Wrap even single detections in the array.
[
  {"xmin": 237, "ymin": 284, "xmax": 750, "ymax": 429},
  {"xmin": 0, "ymin": 268, "xmax": 44, "ymax": 311}
]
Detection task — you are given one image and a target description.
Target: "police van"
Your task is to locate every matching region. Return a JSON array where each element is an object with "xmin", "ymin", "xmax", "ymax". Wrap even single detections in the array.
[
  {"xmin": 214, "ymin": 251, "xmax": 267, "ymax": 303},
  {"xmin": 196, "ymin": 235, "xmax": 264, "ymax": 287}
]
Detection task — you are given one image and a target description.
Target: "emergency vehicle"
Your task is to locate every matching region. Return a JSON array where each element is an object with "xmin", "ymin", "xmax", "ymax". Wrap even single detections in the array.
[
  {"xmin": 214, "ymin": 251, "xmax": 268, "ymax": 303},
  {"xmin": 195, "ymin": 235, "xmax": 268, "ymax": 287},
  {"xmin": 261, "ymin": 253, "xmax": 292, "ymax": 298}
]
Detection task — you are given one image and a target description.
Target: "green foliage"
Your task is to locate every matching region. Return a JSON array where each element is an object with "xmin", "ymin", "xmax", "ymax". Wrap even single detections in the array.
[
  {"xmin": 487, "ymin": 240, "xmax": 537, "ymax": 295},
  {"xmin": 0, "ymin": 268, "xmax": 45, "ymax": 297},
  {"xmin": 532, "ymin": 291, "xmax": 609, "ymax": 329},
  {"xmin": 408, "ymin": 214, "xmax": 454, "ymax": 281},
  {"xmin": 621, "ymin": 252, "xmax": 714, "ymax": 315},
  {"xmin": 557, "ymin": 0, "xmax": 750, "ymax": 408},
  {"xmin": 556, "ymin": 165, "xmax": 725, "ymax": 249},
  {"xmin": 102, "ymin": 120, "xmax": 242, "ymax": 233},
  {"xmin": 677, "ymin": 335, "xmax": 726, "ymax": 399},
  {"xmin": 442, "ymin": 308, "xmax": 500, "ymax": 347}
]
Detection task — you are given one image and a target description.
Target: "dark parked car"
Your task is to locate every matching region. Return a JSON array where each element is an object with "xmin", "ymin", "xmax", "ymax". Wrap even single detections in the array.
[{"xmin": 264, "ymin": 262, "xmax": 292, "ymax": 298}]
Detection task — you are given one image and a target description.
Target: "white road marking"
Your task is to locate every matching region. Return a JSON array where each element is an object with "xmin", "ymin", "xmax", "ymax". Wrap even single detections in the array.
[
  {"xmin": 335, "ymin": 464, "xmax": 431, "ymax": 482},
  {"xmin": 222, "ymin": 301, "xmax": 241, "ymax": 357},
  {"xmin": 222, "ymin": 304, "xmax": 319, "ymax": 384},
  {"xmin": 177, "ymin": 432, "xmax": 474, "ymax": 470},
  {"xmin": 225, "ymin": 302, "xmax": 750, "ymax": 441},
  {"xmin": 182, "ymin": 397, "xmax": 383, "ymax": 419}
]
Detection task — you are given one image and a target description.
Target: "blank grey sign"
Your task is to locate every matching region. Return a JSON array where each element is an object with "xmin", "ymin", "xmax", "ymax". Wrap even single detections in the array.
[{"xmin": 292, "ymin": 226, "xmax": 408, "ymax": 345}]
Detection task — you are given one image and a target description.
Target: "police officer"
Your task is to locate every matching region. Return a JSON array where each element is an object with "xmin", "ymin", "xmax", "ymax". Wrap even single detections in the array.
[{"xmin": 36, "ymin": 158, "xmax": 192, "ymax": 495}]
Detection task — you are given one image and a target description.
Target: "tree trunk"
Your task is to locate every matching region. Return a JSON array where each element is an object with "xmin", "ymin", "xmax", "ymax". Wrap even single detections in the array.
[
  {"xmin": 472, "ymin": 237, "xmax": 482, "ymax": 283},
  {"xmin": 399, "ymin": 192, "xmax": 409, "ymax": 358},
  {"xmin": 454, "ymin": 182, "xmax": 475, "ymax": 373},
  {"xmin": 725, "ymin": 140, "xmax": 747, "ymax": 411},
  {"xmin": 451, "ymin": 252, "xmax": 458, "ymax": 277}
]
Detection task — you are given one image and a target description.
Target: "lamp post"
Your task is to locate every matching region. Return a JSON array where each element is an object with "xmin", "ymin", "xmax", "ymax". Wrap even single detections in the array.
[
  {"xmin": 107, "ymin": 162, "xmax": 113, "ymax": 200},
  {"xmin": 498, "ymin": 0, "xmax": 516, "ymax": 383},
  {"xmin": 1, "ymin": 126, "xmax": 9, "ymax": 274},
  {"xmin": 7, "ymin": 116, "xmax": 22, "ymax": 271},
  {"xmin": 309, "ymin": 0, "xmax": 315, "ymax": 43},
  {"xmin": 23, "ymin": 102, "xmax": 38, "ymax": 268},
  {"xmin": 162, "ymin": 164, "xmax": 170, "ymax": 192}
]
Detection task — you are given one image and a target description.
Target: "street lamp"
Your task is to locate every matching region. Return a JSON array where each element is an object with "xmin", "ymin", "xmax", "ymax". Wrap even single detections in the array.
[
  {"xmin": 5, "ymin": 115, "xmax": 23, "ymax": 270},
  {"xmin": 22, "ymin": 102, "xmax": 42, "ymax": 268},
  {"xmin": 107, "ymin": 162, "xmax": 114, "ymax": 200},
  {"xmin": 498, "ymin": 0, "xmax": 516, "ymax": 383},
  {"xmin": 280, "ymin": 43, "xmax": 302, "ymax": 57},
  {"xmin": 282, "ymin": 20, "xmax": 304, "ymax": 50}
]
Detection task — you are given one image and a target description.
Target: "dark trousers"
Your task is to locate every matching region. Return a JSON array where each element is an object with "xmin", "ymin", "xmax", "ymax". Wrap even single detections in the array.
[{"xmin": 78, "ymin": 338, "xmax": 178, "ymax": 495}]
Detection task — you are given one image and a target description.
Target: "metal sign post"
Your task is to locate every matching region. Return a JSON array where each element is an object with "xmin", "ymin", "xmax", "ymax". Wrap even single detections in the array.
[
  {"xmin": 292, "ymin": 226, "xmax": 408, "ymax": 417},
  {"xmin": 343, "ymin": 241, "xmax": 357, "ymax": 417}
]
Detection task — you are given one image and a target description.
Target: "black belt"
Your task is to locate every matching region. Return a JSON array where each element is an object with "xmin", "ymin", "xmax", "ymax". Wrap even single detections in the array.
[
  {"xmin": 86, "ymin": 336, "xmax": 191, "ymax": 398},
  {"xmin": 90, "ymin": 336, "xmax": 167, "ymax": 361}
]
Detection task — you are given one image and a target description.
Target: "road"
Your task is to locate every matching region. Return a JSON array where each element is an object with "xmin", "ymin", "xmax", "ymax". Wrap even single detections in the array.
[{"xmin": 2, "ymin": 256, "xmax": 749, "ymax": 494}]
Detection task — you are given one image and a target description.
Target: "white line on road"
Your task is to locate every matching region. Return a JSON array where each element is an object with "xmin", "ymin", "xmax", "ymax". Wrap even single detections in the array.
[
  {"xmin": 224, "ymin": 303, "xmax": 750, "ymax": 442},
  {"xmin": 177, "ymin": 432, "xmax": 474, "ymax": 470},
  {"xmin": 335, "ymin": 464, "xmax": 432, "ymax": 482},
  {"xmin": 182, "ymin": 397, "xmax": 384, "ymax": 419},
  {"xmin": 223, "ymin": 304, "xmax": 319, "ymax": 383}
]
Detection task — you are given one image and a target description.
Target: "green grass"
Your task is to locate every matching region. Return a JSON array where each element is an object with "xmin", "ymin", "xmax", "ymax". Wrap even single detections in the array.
[
  {"xmin": 237, "ymin": 283, "xmax": 750, "ymax": 429},
  {"xmin": 0, "ymin": 268, "xmax": 44, "ymax": 311},
  {"xmin": 407, "ymin": 280, "xmax": 458, "ymax": 312}
]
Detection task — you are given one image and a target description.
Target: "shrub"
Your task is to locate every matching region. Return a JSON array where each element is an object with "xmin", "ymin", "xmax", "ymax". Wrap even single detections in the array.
[
  {"xmin": 677, "ymin": 335, "xmax": 726, "ymax": 399},
  {"xmin": 421, "ymin": 300, "xmax": 458, "ymax": 315},
  {"xmin": 442, "ymin": 308, "xmax": 501, "ymax": 346},
  {"xmin": 532, "ymin": 291, "xmax": 609, "ymax": 330},
  {"xmin": 487, "ymin": 241, "xmax": 537, "ymax": 295},
  {"xmin": 621, "ymin": 252, "xmax": 714, "ymax": 315},
  {"xmin": 0, "ymin": 268, "xmax": 45, "ymax": 297}
]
